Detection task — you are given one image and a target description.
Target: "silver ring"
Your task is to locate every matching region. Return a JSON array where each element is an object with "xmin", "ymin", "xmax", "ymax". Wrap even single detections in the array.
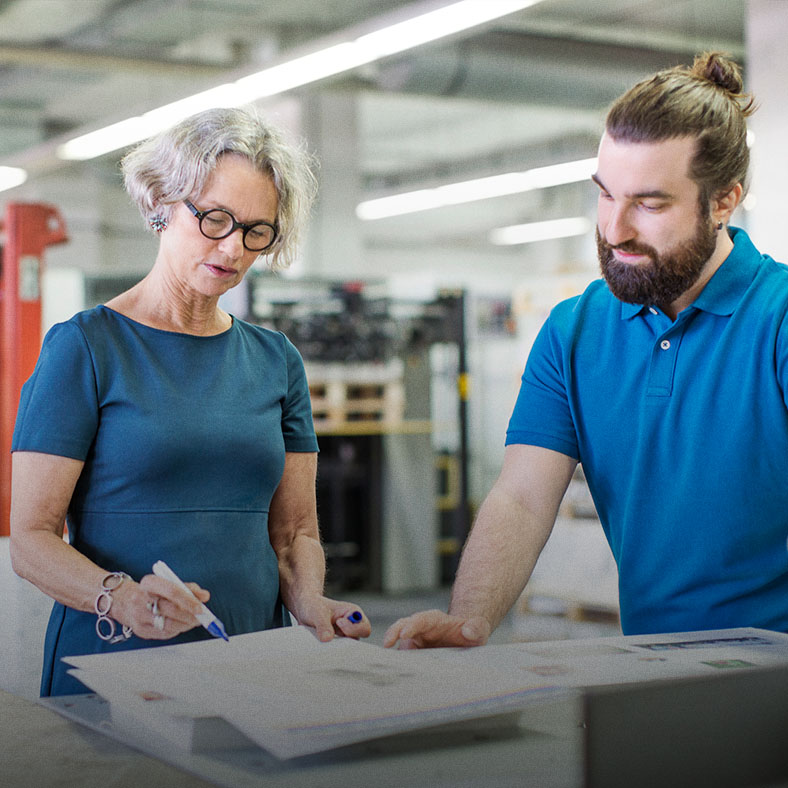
[{"xmin": 151, "ymin": 599, "xmax": 164, "ymax": 630}]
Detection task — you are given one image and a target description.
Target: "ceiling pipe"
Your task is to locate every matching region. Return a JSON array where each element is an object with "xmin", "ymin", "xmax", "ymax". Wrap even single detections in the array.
[
  {"xmin": 0, "ymin": 43, "xmax": 230, "ymax": 76},
  {"xmin": 367, "ymin": 30, "xmax": 741, "ymax": 109}
]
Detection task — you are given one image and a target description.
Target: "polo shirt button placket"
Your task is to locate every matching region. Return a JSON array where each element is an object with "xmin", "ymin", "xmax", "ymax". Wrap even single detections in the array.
[{"xmin": 647, "ymin": 330, "xmax": 679, "ymax": 396}]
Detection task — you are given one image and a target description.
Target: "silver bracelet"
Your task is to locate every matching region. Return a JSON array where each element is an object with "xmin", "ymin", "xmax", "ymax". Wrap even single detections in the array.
[{"xmin": 94, "ymin": 572, "xmax": 133, "ymax": 644}]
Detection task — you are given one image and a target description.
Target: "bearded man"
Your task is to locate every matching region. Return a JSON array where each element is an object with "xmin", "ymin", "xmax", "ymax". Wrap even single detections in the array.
[{"xmin": 385, "ymin": 52, "xmax": 788, "ymax": 648}]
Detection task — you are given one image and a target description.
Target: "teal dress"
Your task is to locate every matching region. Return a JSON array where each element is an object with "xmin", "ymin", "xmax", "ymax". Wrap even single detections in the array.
[{"xmin": 12, "ymin": 306, "xmax": 318, "ymax": 696}]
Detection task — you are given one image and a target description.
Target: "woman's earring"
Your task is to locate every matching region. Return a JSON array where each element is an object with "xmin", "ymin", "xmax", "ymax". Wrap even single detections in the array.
[
  {"xmin": 716, "ymin": 221, "xmax": 724, "ymax": 231},
  {"xmin": 150, "ymin": 215, "xmax": 168, "ymax": 233}
]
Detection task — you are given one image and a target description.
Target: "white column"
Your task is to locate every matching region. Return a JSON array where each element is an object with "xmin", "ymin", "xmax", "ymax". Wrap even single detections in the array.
[
  {"xmin": 299, "ymin": 92, "xmax": 363, "ymax": 279},
  {"xmin": 746, "ymin": 0, "xmax": 788, "ymax": 261}
]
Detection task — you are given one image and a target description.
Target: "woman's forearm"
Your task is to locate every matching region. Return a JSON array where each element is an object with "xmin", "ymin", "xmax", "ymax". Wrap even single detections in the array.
[
  {"xmin": 276, "ymin": 532, "xmax": 327, "ymax": 620},
  {"xmin": 10, "ymin": 451, "xmax": 108, "ymax": 612},
  {"xmin": 11, "ymin": 526, "xmax": 111, "ymax": 613}
]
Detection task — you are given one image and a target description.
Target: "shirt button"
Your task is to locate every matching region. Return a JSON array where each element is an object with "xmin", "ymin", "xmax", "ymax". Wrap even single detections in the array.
[{"xmin": 660, "ymin": 340, "xmax": 671, "ymax": 350}]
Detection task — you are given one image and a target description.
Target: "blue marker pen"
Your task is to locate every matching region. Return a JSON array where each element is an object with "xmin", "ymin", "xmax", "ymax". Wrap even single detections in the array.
[
  {"xmin": 152, "ymin": 560, "xmax": 229, "ymax": 641},
  {"xmin": 348, "ymin": 610, "xmax": 363, "ymax": 623}
]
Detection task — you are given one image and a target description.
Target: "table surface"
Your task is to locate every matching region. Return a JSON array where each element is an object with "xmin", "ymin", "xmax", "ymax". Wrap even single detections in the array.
[
  {"xmin": 1, "ymin": 688, "xmax": 584, "ymax": 788},
  {"xmin": 0, "ymin": 689, "xmax": 218, "ymax": 788}
]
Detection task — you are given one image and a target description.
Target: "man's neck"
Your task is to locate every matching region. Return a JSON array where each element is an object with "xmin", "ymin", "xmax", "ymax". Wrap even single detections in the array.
[{"xmin": 663, "ymin": 230, "xmax": 735, "ymax": 320}]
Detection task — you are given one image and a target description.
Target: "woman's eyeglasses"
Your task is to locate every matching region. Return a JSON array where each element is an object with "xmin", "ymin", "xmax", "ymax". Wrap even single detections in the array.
[{"xmin": 184, "ymin": 200, "xmax": 277, "ymax": 252}]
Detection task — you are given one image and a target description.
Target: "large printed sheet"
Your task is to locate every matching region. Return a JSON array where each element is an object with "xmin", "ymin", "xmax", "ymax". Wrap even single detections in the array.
[
  {"xmin": 64, "ymin": 626, "xmax": 562, "ymax": 759},
  {"xmin": 64, "ymin": 626, "xmax": 788, "ymax": 759},
  {"xmin": 437, "ymin": 627, "xmax": 788, "ymax": 686}
]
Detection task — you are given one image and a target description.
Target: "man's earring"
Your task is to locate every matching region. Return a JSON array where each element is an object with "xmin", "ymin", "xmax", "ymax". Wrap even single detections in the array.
[{"xmin": 150, "ymin": 215, "xmax": 168, "ymax": 233}]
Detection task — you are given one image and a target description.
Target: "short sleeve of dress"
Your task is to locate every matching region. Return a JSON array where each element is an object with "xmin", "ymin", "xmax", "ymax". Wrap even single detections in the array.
[
  {"xmin": 505, "ymin": 316, "xmax": 579, "ymax": 460},
  {"xmin": 12, "ymin": 321, "xmax": 99, "ymax": 460},
  {"xmin": 280, "ymin": 333, "xmax": 319, "ymax": 453}
]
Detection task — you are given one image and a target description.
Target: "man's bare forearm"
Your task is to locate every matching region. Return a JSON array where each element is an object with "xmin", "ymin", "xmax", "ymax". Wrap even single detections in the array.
[
  {"xmin": 447, "ymin": 487, "xmax": 550, "ymax": 629},
  {"xmin": 448, "ymin": 445, "xmax": 577, "ymax": 630}
]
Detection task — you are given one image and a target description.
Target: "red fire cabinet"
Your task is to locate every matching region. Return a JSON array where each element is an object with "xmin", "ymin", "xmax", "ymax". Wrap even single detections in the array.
[{"xmin": 0, "ymin": 202, "xmax": 68, "ymax": 535}]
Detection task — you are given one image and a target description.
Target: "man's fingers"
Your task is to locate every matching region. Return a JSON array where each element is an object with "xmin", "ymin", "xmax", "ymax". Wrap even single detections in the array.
[
  {"xmin": 382, "ymin": 610, "xmax": 439, "ymax": 647},
  {"xmin": 383, "ymin": 610, "xmax": 483, "ymax": 649},
  {"xmin": 382, "ymin": 619, "xmax": 408, "ymax": 648},
  {"xmin": 459, "ymin": 617, "xmax": 490, "ymax": 645}
]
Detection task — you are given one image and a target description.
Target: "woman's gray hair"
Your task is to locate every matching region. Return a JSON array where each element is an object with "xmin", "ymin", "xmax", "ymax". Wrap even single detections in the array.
[{"xmin": 121, "ymin": 106, "xmax": 318, "ymax": 270}]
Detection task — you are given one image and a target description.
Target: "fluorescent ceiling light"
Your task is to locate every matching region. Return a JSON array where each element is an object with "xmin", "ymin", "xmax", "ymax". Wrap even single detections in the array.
[
  {"xmin": 0, "ymin": 166, "xmax": 28, "ymax": 192},
  {"xmin": 490, "ymin": 216, "xmax": 592, "ymax": 246},
  {"xmin": 357, "ymin": 157, "xmax": 598, "ymax": 220},
  {"xmin": 235, "ymin": 43, "xmax": 368, "ymax": 97},
  {"xmin": 58, "ymin": 84, "xmax": 246, "ymax": 160},
  {"xmin": 57, "ymin": 0, "xmax": 544, "ymax": 162},
  {"xmin": 353, "ymin": 0, "xmax": 543, "ymax": 58},
  {"xmin": 58, "ymin": 117, "xmax": 156, "ymax": 161}
]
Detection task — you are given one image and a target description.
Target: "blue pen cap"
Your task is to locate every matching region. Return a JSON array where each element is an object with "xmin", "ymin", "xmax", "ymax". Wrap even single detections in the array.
[{"xmin": 207, "ymin": 620, "xmax": 229, "ymax": 641}]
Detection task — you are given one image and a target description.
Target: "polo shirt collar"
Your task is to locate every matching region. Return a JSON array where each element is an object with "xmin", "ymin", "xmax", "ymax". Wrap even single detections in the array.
[{"xmin": 618, "ymin": 226, "xmax": 763, "ymax": 320}]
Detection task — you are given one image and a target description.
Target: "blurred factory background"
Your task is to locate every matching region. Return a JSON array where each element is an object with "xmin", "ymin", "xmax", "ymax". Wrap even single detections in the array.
[{"xmin": 2, "ymin": 0, "xmax": 787, "ymax": 697}]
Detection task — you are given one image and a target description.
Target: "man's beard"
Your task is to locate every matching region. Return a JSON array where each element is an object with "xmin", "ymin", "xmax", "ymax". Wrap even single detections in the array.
[{"xmin": 597, "ymin": 215, "xmax": 718, "ymax": 307}]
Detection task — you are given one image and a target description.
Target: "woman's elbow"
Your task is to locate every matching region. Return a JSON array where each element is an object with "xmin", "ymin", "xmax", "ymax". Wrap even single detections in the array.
[
  {"xmin": 8, "ymin": 527, "xmax": 42, "ymax": 582},
  {"xmin": 8, "ymin": 535, "xmax": 28, "ymax": 580}
]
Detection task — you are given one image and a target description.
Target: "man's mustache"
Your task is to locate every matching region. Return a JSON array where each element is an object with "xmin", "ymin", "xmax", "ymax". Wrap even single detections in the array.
[{"xmin": 605, "ymin": 240, "xmax": 656, "ymax": 257}]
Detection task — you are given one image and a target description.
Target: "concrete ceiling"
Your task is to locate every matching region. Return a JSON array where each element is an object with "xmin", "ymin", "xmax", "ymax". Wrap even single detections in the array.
[{"xmin": 0, "ymin": 0, "xmax": 746, "ymax": 278}]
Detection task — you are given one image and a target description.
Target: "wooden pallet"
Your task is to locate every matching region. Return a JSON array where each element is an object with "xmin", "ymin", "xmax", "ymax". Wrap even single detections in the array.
[
  {"xmin": 306, "ymin": 361, "xmax": 405, "ymax": 430},
  {"xmin": 517, "ymin": 593, "xmax": 620, "ymax": 625}
]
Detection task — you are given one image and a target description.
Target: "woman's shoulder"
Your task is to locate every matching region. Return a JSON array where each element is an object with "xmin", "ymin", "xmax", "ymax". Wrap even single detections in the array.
[
  {"xmin": 232, "ymin": 316, "xmax": 300, "ymax": 352},
  {"xmin": 43, "ymin": 306, "xmax": 153, "ymax": 365},
  {"xmin": 44, "ymin": 305, "xmax": 110, "ymax": 342}
]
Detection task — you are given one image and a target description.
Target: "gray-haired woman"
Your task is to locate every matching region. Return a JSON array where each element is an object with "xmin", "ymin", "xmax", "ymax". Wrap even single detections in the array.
[{"xmin": 10, "ymin": 107, "xmax": 370, "ymax": 697}]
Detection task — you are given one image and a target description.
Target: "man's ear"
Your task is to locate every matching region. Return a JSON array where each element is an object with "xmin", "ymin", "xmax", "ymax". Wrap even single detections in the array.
[{"xmin": 713, "ymin": 182, "xmax": 744, "ymax": 225}]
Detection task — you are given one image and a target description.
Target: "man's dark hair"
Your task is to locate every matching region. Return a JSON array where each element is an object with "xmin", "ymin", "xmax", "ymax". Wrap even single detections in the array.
[{"xmin": 606, "ymin": 52, "xmax": 757, "ymax": 205}]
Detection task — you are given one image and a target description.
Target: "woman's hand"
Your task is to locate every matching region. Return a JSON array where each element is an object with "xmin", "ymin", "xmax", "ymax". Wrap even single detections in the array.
[
  {"xmin": 268, "ymin": 453, "xmax": 370, "ymax": 642},
  {"xmin": 294, "ymin": 594, "xmax": 371, "ymax": 642},
  {"xmin": 10, "ymin": 452, "xmax": 209, "ymax": 643},
  {"xmin": 112, "ymin": 574, "xmax": 211, "ymax": 641}
]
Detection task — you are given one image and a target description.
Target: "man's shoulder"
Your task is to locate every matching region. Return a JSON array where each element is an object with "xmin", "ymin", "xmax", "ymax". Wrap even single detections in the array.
[
  {"xmin": 730, "ymin": 227, "xmax": 788, "ymax": 287},
  {"xmin": 746, "ymin": 255, "xmax": 788, "ymax": 314},
  {"xmin": 757, "ymin": 254, "xmax": 788, "ymax": 282}
]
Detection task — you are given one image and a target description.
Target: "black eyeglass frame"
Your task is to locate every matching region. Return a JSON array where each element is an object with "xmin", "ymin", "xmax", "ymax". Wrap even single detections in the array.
[{"xmin": 183, "ymin": 200, "xmax": 278, "ymax": 252}]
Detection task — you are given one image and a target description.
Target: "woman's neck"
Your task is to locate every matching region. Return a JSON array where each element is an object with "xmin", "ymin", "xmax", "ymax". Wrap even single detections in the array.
[{"xmin": 104, "ymin": 271, "xmax": 232, "ymax": 336}]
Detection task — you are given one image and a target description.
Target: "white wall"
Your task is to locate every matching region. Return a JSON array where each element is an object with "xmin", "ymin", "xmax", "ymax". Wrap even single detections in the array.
[
  {"xmin": 0, "ymin": 538, "xmax": 50, "ymax": 699},
  {"xmin": 746, "ymin": 0, "xmax": 788, "ymax": 261}
]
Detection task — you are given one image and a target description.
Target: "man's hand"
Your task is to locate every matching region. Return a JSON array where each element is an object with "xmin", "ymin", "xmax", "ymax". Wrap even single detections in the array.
[{"xmin": 382, "ymin": 609, "xmax": 491, "ymax": 649}]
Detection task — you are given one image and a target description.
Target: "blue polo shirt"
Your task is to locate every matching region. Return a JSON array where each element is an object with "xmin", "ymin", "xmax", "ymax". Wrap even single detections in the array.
[{"xmin": 507, "ymin": 227, "xmax": 788, "ymax": 635}]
